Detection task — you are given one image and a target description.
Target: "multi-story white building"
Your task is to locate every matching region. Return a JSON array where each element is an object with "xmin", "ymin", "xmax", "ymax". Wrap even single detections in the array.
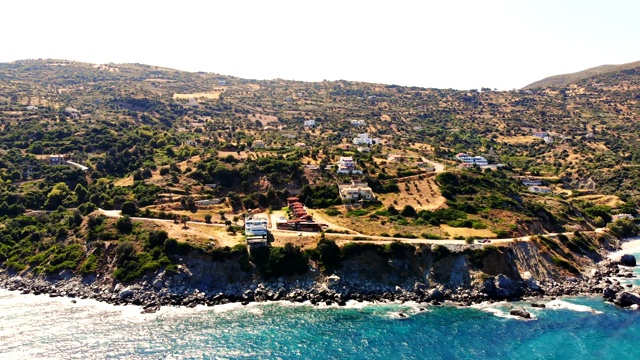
[
  {"xmin": 245, "ymin": 216, "xmax": 269, "ymax": 236},
  {"xmin": 455, "ymin": 153, "xmax": 488, "ymax": 166},
  {"xmin": 336, "ymin": 156, "xmax": 363, "ymax": 174},
  {"xmin": 338, "ymin": 182, "xmax": 375, "ymax": 201}
]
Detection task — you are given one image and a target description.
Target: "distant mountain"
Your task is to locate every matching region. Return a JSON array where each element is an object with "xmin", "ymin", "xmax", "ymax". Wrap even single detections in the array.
[{"xmin": 523, "ymin": 60, "xmax": 640, "ymax": 89}]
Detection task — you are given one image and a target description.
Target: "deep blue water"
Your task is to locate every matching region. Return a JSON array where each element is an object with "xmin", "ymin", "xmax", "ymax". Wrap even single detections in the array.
[{"xmin": 1, "ymin": 248, "xmax": 640, "ymax": 359}]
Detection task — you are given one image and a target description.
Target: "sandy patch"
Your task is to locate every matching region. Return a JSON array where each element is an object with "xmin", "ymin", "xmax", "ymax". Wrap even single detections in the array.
[
  {"xmin": 439, "ymin": 224, "xmax": 496, "ymax": 238},
  {"xmin": 496, "ymin": 136, "xmax": 539, "ymax": 144},
  {"xmin": 173, "ymin": 92, "xmax": 222, "ymax": 100},
  {"xmin": 114, "ymin": 176, "xmax": 134, "ymax": 187}
]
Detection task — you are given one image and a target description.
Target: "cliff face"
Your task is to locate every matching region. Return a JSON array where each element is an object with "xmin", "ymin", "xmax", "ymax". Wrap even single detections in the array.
[
  {"xmin": 2, "ymin": 231, "xmax": 619, "ymax": 302},
  {"xmin": 330, "ymin": 235, "xmax": 616, "ymax": 292}
]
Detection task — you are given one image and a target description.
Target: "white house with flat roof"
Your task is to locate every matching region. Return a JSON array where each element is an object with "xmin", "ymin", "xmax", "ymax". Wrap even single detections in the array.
[
  {"xmin": 455, "ymin": 153, "xmax": 488, "ymax": 166},
  {"xmin": 338, "ymin": 181, "xmax": 375, "ymax": 201},
  {"xmin": 245, "ymin": 216, "xmax": 269, "ymax": 236},
  {"xmin": 353, "ymin": 133, "xmax": 381, "ymax": 145},
  {"xmin": 304, "ymin": 119, "xmax": 316, "ymax": 127}
]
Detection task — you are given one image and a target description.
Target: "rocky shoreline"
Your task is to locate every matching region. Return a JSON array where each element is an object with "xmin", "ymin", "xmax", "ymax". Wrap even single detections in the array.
[{"xmin": 1, "ymin": 254, "xmax": 638, "ymax": 315}]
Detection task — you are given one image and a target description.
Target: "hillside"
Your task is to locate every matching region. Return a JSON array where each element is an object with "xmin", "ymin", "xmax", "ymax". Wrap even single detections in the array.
[
  {"xmin": 0, "ymin": 58, "xmax": 639, "ymax": 289},
  {"xmin": 523, "ymin": 60, "xmax": 640, "ymax": 89}
]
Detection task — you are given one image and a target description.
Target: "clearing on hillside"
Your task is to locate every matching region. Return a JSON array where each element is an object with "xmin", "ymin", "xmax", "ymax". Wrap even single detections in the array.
[
  {"xmin": 173, "ymin": 92, "xmax": 222, "ymax": 100},
  {"xmin": 377, "ymin": 176, "xmax": 446, "ymax": 211}
]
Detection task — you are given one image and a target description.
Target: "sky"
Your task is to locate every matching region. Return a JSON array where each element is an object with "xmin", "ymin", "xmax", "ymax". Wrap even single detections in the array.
[{"xmin": 2, "ymin": 0, "xmax": 639, "ymax": 90}]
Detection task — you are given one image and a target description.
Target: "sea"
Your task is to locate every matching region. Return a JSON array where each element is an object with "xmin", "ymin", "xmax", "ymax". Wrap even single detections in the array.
[{"xmin": 2, "ymin": 247, "xmax": 640, "ymax": 359}]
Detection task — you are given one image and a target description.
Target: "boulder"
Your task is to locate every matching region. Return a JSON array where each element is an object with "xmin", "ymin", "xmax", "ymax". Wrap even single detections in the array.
[
  {"xmin": 510, "ymin": 307, "xmax": 531, "ymax": 319},
  {"xmin": 619, "ymin": 254, "xmax": 637, "ymax": 267},
  {"xmin": 426, "ymin": 289, "xmax": 444, "ymax": 301},
  {"xmin": 413, "ymin": 282, "xmax": 427, "ymax": 293},
  {"xmin": 119, "ymin": 287, "xmax": 135, "ymax": 299},
  {"xmin": 603, "ymin": 284, "xmax": 622, "ymax": 299},
  {"xmin": 614, "ymin": 291, "xmax": 640, "ymax": 307},
  {"xmin": 479, "ymin": 274, "xmax": 515, "ymax": 299},
  {"xmin": 152, "ymin": 279, "xmax": 163, "ymax": 290}
]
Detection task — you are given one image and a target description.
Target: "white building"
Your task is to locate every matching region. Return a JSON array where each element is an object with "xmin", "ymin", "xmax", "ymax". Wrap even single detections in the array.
[
  {"xmin": 245, "ymin": 216, "xmax": 269, "ymax": 236},
  {"xmin": 304, "ymin": 119, "xmax": 316, "ymax": 127},
  {"xmin": 529, "ymin": 186, "xmax": 553, "ymax": 194},
  {"xmin": 612, "ymin": 214, "xmax": 634, "ymax": 222},
  {"xmin": 533, "ymin": 132, "xmax": 548, "ymax": 138},
  {"xmin": 25, "ymin": 105, "xmax": 38, "ymax": 111},
  {"xmin": 352, "ymin": 133, "xmax": 381, "ymax": 145},
  {"xmin": 455, "ymin": 153, "xmax": 488, "ymax": 166},
  {"xmin": 49, "ymin": 155, "xmax": 65, "ymax": 166},
  {"xmin": 336, "ymin": 156, "xmax": 363, "ymax": 175},
  {"xmin": 522, "ymin": 178, "xmax": 542, "ymax": 186},
  {"xmin": 338, "ymin": 182, "xmax": 375, "ymax": 201},
  {"xmin": 350, "ymin": 119, "xmax": 366, "ymax": 126},
  {"xmin": 252, "ymin": 140, "xmax": 266, "ymax": 149}
]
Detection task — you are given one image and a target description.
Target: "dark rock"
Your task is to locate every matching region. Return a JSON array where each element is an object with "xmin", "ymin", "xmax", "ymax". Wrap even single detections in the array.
[
  {"xmin": 603, "ymin": 284, "xmax": 622, "ymax": 299},
  {"xmin": 614, "ymin": 291, "xmax": 640, "ymax": 307},
  {"xmin": 531, "ymin": 303, "xmax": 546, "ymax": 308},
  {"xmin": 426, "ymin": 289, "xmax": 444, "ymax": 301},
  {"xmin": 510, "ymin": 307, "xmax": 531, "ymax": 319},
  {"xmin": 619, "ymin": 254, "xmax": 637, "ymax": 267}
]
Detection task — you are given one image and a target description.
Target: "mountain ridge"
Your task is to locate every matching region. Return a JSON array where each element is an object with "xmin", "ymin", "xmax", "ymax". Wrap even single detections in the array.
[{"xmin": 523, "ymin": 60, "xmax": 640, "ymax": 89}]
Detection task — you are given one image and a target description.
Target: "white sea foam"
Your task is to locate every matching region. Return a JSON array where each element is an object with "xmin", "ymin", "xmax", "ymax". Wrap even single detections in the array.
[
  {"xmin": 546, "ymin": 299, "xmax": 602, "ymax": 314},
  {"xmin": 608, "ymin": 239, "xmax": 640, "ymax": 260},
  {"xmin": 470, "ymin": 301, "xmax": 537, "ymax": 320}
]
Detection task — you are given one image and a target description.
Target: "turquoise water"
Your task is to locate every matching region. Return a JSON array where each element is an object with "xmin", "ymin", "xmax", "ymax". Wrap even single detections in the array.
[
  {"xmin": 2, "ymin": 248, "xmax": 640, "ymax": 359},
  {"xmin": 1, "ymin": 290, "xmax": 640, "ymax": 359}
]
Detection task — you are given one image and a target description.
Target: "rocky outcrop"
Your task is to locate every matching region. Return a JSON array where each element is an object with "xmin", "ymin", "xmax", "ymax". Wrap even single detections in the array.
[
  {"xmin": 618, "ymin": 254, "xmax": 637, "ymax": 267},
  {"xmin": 614, "ymin": 291, "xmax": 640, "ymax": 307},
  {"xmin": 510, "ymin": 307, "xmax": 531, "ymax": 319},
  {"xmin": 0, "ymin": 236, "xmax": 634, "ymax": 311}
]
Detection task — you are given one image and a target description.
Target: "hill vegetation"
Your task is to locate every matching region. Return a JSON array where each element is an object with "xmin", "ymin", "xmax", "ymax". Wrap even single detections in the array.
[{"xmin": 0, "ymin": 58, "xmax": 639, "ymax": 282}]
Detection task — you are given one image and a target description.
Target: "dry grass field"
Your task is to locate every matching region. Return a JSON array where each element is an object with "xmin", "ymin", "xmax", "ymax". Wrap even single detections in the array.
[
  {"xmin": 173, "ymin": 92, "xmax": 222, "ymax": 100},
  {"xmin": 377, "ymin": 176, "xmax": 446, "ymax": 211}
]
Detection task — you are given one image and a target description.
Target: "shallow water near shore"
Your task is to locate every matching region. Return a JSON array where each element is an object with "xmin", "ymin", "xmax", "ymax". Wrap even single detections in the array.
[{"xmin": 2, "ymin": 289, "xmax": 640, "ymax": 359}]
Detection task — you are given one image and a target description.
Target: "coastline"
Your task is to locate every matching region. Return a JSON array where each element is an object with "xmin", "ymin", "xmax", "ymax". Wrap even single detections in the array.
[
  {"xmin": 608, "ymin": 238, "xmax": 640, "ymax": 259},
  {"xmin": 1, "ymin": 236, "xmax": 638, "ymax": 314},
  {"xmin": 1, "ymin": 255, "xmax": 635, "ymax": 314}
]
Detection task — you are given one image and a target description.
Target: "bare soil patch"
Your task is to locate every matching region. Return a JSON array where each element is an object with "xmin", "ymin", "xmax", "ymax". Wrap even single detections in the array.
[{"xmin": 377, "ymin": 177, "xmax": 446, "ymax": 211}]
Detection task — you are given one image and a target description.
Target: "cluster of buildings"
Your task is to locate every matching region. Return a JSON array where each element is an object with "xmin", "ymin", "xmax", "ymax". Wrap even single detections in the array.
[
  {"xmin": 275, "ymin": 197, "xmax": 325, "ymax": 232},
  {"xmin": 455, "ymin": 153, "xmax": 489, "ymax": 167}
]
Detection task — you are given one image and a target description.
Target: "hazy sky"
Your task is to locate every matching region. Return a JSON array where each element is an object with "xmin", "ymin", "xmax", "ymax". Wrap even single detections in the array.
[{"xmin": 2, "ymin": 0, "xmax": 639, "ymax": 90}]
